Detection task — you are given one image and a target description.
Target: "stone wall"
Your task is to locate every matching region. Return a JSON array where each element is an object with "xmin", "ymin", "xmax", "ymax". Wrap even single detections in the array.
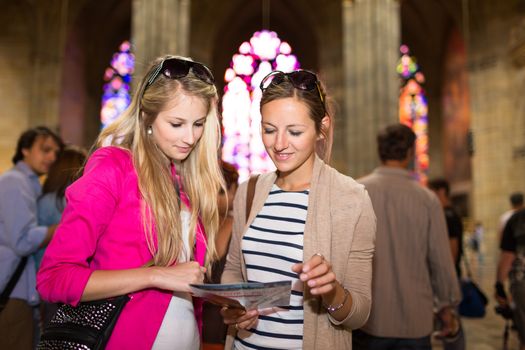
[
  {"xmin": 0, "ymin": 1, "xmax": 73, "ymax": 172},
  {"xmin": 0, "ymin": 3, "xmax": 36, "ymax": 172},
  {"xmin": 343, "ymin": 0, "xmax": 400, "ymax": 177},
  {"xmin": 468, "ymin": 0, "xmax": 525, "ymax": 234}
]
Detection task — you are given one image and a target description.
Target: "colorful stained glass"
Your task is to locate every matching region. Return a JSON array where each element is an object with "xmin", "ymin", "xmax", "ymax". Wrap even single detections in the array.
[
  {"xmin": 221, "ymin": 30, "xmax": 300, "ymax": 181},
  {"xmin": 100, "ymin": 40, "xmax": 134, "ymax": 129},
  {"xmin": 398, "ymin": 45, "xmax": 429, "ymax": 184}
]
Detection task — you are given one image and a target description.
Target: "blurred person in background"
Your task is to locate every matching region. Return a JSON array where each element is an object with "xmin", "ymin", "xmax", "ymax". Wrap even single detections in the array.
[
  {"xmin": 203, "ymin": 160, "xmax": 239, "ymax": 350},
  {"xmin": 428, "ymin": 178, "xmax": 464, "ymax": 278},
  {"xmin": 36, "ymin": 145, "xmax": 87, "ymax": 328},
  {"xmin": 496, "ymin": 207, "xmax": 525, "ymax": 350},
  {"xmin": 498, "ymin": 192, "xmax": 524, "ymax": 244},
  {"xmin": 0, "ymin": 126, "xmax": 63, "ymax": 350},
  {"xmin": 355, "ymin": 124, "xmax": 460, "ymax": 350}
]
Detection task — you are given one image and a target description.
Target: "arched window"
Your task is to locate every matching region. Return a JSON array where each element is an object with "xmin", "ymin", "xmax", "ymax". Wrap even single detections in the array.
[
  {"xmin": 397, "ymin": 45, "xmax": 429, "ymax": 184},
  {"xmin": 100, "ymin": 40, "xmax": 134, "ymax": 129},
  {"xmin": 221, "ymin": 30, "xmax": 300, "ymax": 181}
]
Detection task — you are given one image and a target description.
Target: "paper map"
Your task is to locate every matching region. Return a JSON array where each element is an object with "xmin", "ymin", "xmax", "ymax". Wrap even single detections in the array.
[{"xmin": 189, "ymin": 281, "xmax": 292, "ymax": 310}]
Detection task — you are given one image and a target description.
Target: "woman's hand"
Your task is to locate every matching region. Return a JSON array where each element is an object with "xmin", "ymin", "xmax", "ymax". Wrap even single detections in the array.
[
  {"xmin": 151, "ymin": 261, "xmax": 206, "ymax": 292},
  {"xmin": 292, "ymin": 253, "xmax": 337, "ymax": 297},
  {"xmin": 220, "ymin": 307, "xmax": 259, "ymax": 330}
]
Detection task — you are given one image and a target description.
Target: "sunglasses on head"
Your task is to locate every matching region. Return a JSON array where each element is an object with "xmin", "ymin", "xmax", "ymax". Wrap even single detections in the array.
[
  {"xmin": 259, "ymin": 69, "xmax": 325, "ymax": 106},
  {"xmin": 145, "ymin": 57, "xmax": 215, "ymax": 89}
]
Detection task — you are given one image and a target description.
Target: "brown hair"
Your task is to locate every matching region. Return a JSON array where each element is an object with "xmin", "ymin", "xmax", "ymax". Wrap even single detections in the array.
[
  {"xmin": 220, "ymin": 160, "xmax": 239, "ymax": 190},
  {"xmin": 377, "ymin": 123, "xmax": 416, "ymax": 162},
  {"xmin": 259, "ymin": 72, "xmax": 334, "ymax": 163},
  {"xmin": 42, "ymin": 146, "xmax": 87, "ymax": 210},
  {"xmin": 13, "ymin": 126, "xmax": 64, "ymax": 164}
]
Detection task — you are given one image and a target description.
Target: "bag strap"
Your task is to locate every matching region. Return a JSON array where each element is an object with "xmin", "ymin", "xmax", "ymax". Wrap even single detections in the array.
[
  {"xmin": 0, "ymin": 257, "xmax": 28, "ymax": 305},
  {"xmin": 245, "ymin": 175, "xmax": 260, "ymax": 223},
  {"xmin": 462, "ymin": 254, "xmax": 473, "ymax": 279}
]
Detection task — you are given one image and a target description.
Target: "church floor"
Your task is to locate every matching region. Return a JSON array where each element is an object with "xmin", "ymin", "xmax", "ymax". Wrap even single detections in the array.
[{"xmin": 433, "ymin": 232, "xmax": 521, "ymax": 349}]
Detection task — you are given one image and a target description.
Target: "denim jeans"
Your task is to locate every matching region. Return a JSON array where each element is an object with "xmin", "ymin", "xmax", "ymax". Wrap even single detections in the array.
[{"xmin": 352, "ymin": 329, "xmax": 431, "ymax": 350}]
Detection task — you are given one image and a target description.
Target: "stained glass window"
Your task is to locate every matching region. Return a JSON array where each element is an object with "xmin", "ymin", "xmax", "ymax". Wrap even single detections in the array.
[
  {"xmin": 100, "ymin": 41, "xmax": 134, "ymax": 129},
  {"xmin": 221, "ymin": 30, "xmax": 300, "ymax": 181},
  {"xmin": 397, "ymin": 44, "xmax": 429, "ymax": 184}
]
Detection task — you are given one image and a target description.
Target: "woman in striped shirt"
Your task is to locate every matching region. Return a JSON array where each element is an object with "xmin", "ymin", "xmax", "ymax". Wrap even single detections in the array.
[{"xmin": 221, "ymin": 70, "xmax": 376, "ymax": 349}]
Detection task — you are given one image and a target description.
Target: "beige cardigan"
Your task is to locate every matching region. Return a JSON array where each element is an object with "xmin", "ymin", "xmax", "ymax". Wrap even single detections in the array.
[{"xmin": 222, "ymin": 156, "xmax": 376, "ymax": 349}]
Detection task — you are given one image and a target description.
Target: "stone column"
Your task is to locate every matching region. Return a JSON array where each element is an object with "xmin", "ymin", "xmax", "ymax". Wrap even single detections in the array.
[
  {"xmin": 132, "ymin": 0, "xmax": 190, "ymax": 81},
  {"xmin": 342, "ymin": 0, "xmax": 400, "ymax": 177},
  {"xmin": 468, "ymin": 1, "xmax": 525, "ymax": 234},
  {"xmin": 30, "ymin": 0, "xmax": 70, "ymax": 129}
]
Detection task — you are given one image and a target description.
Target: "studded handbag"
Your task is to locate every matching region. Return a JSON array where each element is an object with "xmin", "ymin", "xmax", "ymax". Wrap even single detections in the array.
[
  {"xmin": 37, "ymin": 295, "xmax": 130, "ymax": 350},
  {"xmin": 37, "ymin": 260, "xmax": 153, "ymax": 350}
]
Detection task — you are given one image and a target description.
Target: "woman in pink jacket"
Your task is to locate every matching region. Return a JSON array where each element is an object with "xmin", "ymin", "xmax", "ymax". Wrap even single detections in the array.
[{"xmin": 37, "ymin": 55, "xmax": 224, "ymax": 350}]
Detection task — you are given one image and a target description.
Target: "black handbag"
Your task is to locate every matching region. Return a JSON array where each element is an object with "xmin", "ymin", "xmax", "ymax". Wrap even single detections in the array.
[
  {"xmin": 37, "ymin": 260, "xmax": 152, "ymax": 350},
  {"xmin": 37, "ymin": 295, "xmax": 130, "ymax": 350}
]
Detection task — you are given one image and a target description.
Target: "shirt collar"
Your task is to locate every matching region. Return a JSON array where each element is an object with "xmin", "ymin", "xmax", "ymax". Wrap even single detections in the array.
[
  {"xmin": 15, "ymin": 161, "xmax": 39, "ymax": 179},
  {"xmin": 15, "ymin": 161, "xmax": 42, "ymax": 196},
  {"xmin": 373, "ymin": 165, "xmax": 413, "ymax": 178}
]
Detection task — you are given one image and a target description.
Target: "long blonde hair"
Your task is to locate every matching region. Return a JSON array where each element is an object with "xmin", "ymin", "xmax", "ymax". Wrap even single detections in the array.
[{"xmin": 95, "ymin": 55, "xmax": 223, "ymax": 268}]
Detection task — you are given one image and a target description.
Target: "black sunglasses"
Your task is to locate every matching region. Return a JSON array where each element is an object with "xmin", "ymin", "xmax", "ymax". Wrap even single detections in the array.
[
  {"xmin": 145, "ymin": 57, "xmax": 215, "ymax": 89},
  {"xmin": 259, "ymin": 70, "xmax": 325, "ymax": 106}
]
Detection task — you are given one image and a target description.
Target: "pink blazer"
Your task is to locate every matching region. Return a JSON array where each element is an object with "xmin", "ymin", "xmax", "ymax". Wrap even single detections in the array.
[{"xmin": 37, "ymin": 146, "xmax": 208, "ymax": 350}]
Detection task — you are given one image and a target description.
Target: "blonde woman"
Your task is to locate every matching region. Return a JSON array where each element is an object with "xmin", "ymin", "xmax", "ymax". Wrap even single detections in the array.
[{"xmin": 37, "ymin": 55, "xmax": 224, "ymax": 350}]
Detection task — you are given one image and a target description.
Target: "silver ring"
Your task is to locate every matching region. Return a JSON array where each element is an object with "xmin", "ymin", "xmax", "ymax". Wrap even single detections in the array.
[
  {"xmin": 314, "ymin": 253, "xmax": 325, "ymax": 260},
  {"xmin": 235, "ymin": 323, "xmax": 239, "ymax": 330}
]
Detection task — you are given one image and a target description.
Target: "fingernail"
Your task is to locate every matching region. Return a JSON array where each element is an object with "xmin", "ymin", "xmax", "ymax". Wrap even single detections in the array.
[{"xmin": 308, "ymin": 280, "xmax": 315, "ymax": 287}]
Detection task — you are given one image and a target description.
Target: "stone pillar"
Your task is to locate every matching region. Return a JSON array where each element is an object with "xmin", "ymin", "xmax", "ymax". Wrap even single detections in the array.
[
  {"xmin": 132, "ymin": 0, "xmax": 190, "ymax": 81},
  {"xmin": 30, "ymin": 0, "xmax": 70, "ymax": 129},
  {"xmin": 342, "ymin": 0, "xmax": 400, "ymax": 177},
  {"xmin": 467, "ymin": 1, "xmax": 525, "ymax": 235}
]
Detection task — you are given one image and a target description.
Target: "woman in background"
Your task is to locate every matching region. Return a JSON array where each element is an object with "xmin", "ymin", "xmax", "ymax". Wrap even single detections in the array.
[
  {"xmin": 36, "ymin": 145, "xmax": 87, "ymax": 327},
  {"xmin": 203, "ymin": 160, "xmax": 239, "ymax": 350}
]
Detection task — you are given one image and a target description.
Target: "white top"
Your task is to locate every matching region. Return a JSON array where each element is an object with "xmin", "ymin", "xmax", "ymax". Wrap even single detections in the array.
[
  {"xmin": 499, "ymin": 209, "xmax": 516, "ymax": 233},
  {"xmin": 152, "ymin": 210, "xmax": 199, "ymax": 350},
  {"xmin": 234, "ymin": 184, "xmax": 308, "ymax": 350}
]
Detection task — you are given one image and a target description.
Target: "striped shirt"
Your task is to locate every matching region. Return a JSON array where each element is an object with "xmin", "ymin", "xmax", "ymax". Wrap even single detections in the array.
[{"xmin": 234, "ymin": 184, "xmax": 308, "ymax": 350}]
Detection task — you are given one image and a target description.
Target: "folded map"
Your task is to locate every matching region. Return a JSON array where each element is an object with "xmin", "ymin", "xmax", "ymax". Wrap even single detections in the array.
[{"xmin": 189, "ymin": 281, "xmax": 292, "ymax": 310}]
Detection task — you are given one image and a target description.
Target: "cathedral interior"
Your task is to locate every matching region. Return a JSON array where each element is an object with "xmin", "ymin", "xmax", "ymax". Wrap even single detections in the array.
[{"xmin": 1, "ymin": 2, "xmax": 525, "ymax": 345}]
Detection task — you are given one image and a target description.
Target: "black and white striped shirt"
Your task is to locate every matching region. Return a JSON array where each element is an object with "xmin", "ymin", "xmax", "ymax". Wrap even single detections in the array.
[{"xmin": 234, "ymin": 184, "xmax": 308, "ymax": 350}]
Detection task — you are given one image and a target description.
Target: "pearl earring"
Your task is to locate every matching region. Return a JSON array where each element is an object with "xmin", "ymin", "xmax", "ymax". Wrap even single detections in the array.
[{"xmin": 147, "ymin": 126, "xmax": 152, "ymax": 135}]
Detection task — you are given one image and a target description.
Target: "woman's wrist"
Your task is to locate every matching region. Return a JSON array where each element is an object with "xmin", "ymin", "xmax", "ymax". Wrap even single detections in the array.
[
  {"xmin": 147, "ymin": 266, "xmax": 162, "ymax": 289},
  {"xmin": 324, "ymin": 288, "xmax": 350, "ymax": 313},
  {"xmin": 322, "ymin": 282, "xmax": 347, "ymax": 312}
]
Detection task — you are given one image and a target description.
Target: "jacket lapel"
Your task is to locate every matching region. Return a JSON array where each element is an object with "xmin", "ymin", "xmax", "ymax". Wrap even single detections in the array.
[
  {"xmin": 303, "ymin": 156, "xmax": 332, "ymax": 287},
  {"xmin": 303, "ymin": 157, "xmax": 332, "ymax": 349}
]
